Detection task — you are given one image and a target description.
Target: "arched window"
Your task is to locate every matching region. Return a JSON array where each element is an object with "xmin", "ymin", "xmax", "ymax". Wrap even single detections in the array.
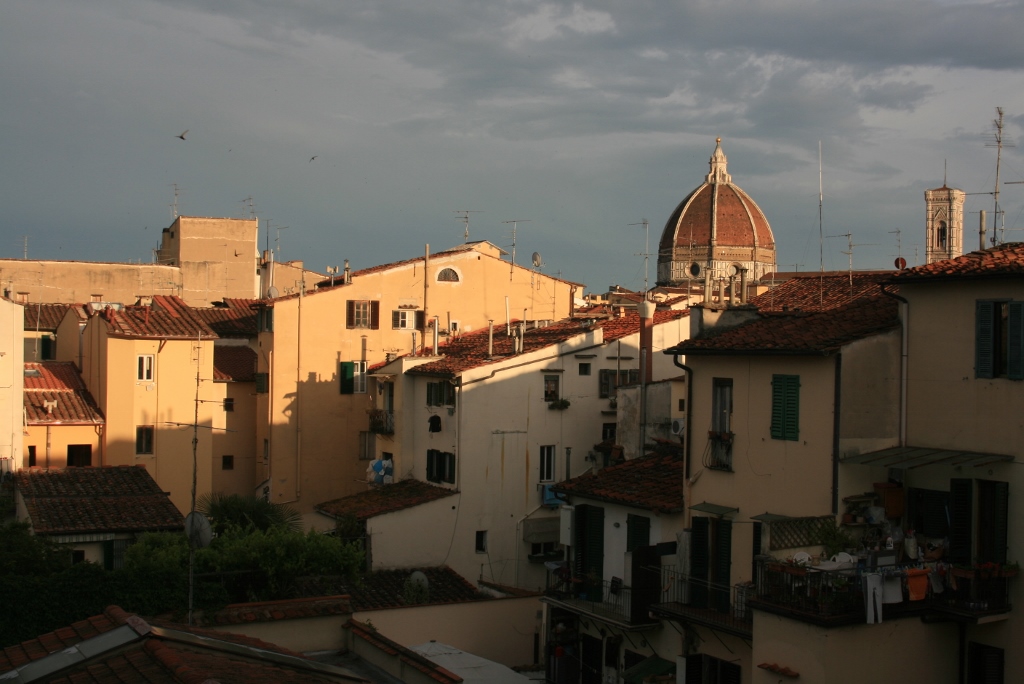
[
  {"xmin": 936, "ymin": 221, "xmax": 947, "ymax": 249},
  {"xmin": 437, "ymin": 268, "xmax": 460, "ymax": 282}
]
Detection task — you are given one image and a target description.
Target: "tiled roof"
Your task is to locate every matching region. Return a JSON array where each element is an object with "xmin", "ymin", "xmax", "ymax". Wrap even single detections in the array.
[
  {"xmin": 22, "ymin": 303, "xmax": 87, "ymax": 331},
  {"xmin": 24, "ymin": 362, "xmax": 104, "ymax": 425},
  {"xmin": 315, "ymin": 480, "xmax": 458, "ymax": 521},
  {"xmin": 191, "ymin": 299, "xmax": 259, "ymax": 337},
  {"xmin": 748, "ymin": 272, "xmax": 892, "ymax": 312},
  {"xmin": 0, "ymin": 605, "xmax": 368, "ymax": 683},
  {"xmin": 188, "ymin": 595, "xmax": 353, "ymax": 628},
  {"xmin": 553, "ymin": 445, "xmax": 685, "ymax": 513},
  {"xmin": 346, "ymin": 620, "xmax": 461, "ymax": 684},
  {"xmin": 16, "ymin": 466, "xmax": 183, "ymax": 535},
  {"xmin": 408, "ymin": 310, "xmax": 688, "ymax": 377},
  {"xmin": 675, "ymin": 295, "xmax": 899, "ymax": 355},
  {"xmin": 891, "ymin": 242, "xmax": 1024, "ymax": 281},
  {"xmin": 213, "ymin": 346, "xmax": 258, "ymax": 382},
  {"xmin": 346, "ymin": 567, "xmax": 485, "ymax": 611},
  {"xmin": 96, "ymin": 296, "xmax": 218, "ymax": 339}
]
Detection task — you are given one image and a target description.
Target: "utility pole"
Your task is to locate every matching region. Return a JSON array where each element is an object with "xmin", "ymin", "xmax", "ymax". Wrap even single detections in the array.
[{"xmin": 985, "ymin": 107, "xmax": 1015, "ymax": 245}]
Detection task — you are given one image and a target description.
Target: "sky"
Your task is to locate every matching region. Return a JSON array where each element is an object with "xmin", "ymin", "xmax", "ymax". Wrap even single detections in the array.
[{"xmin": 4, "ymin": 0, "xmax": 1024, "ymax": 293}]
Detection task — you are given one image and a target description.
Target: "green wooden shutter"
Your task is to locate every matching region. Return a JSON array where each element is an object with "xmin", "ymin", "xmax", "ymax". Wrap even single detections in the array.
[
  {"xmin": 772, "ymin": 375, "xmax": 800, "ymax": 440},
  {"xmin": 948, "ymin": 478, "xmax": 973, "ymax": 565},
  {"xmin": 721, "ymin": 661, "xmax": 742, "ymax": 684},
  {"xmin": 690, "ymin": 517, "xmax": 710, "ymax": 608},
  {"xmin": 1009, "ymin": 302, "xmax": 1024, "ymax": 380},
  {"xmin": 444, "ymin": 452, "xmax": 456, "ymax": 484},
  {"xmin": 976, "ymin": 301, "xmax": 995, "ymax": 378},
  {"xmin": 712, "ymin": 518, "xmax": 732, "ymax": 613},
  {"xmin": 626, "ymin": 514, "xmax": 650, "ymax": 553},
  {"xmin": 573, "ymin": 504, "xmax": 604, "ymax": 590},
  {"xmin": 254, "ymin": 372, "xmax": 268, "ymax": 394},
  {"xmin": 340, "ymin": 362, "xmax": 355, "ymax": 394},
  {"xmin": 978, "ymin": 480, "xmax": 1009, "ymax": 564}
]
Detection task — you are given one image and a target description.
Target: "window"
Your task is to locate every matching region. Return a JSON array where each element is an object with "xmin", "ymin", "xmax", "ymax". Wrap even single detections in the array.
[
  {"xmin": 689, "ymin": 516, "xmax": 733, "ymax": 613},
  {"xmin": 136, "ymin": 426, "xmax": 154, "ymax": 454},
  {"xmin": 709, "ymin": 378, "xmax": 733, "ymax": 470},
  {"xmin": 602, "ymin": 422, "xmax": 617, "ymax": 441},
  {"xmin": 684, "ymin": 653, "xmax": 741, "ymax": 684},
  {"xmin": 223, "ymin": 397, "xmax": 235, "ymax": 412},
  {"xmin": 67, "ymin": 445, "xmax": 92, "ymax": 467},
  {"xmin": 437, "ymin": 268, "xmax": 460, "ymax": 282},
  {"xmin": 28, "ymin": 445, "xmax": 36, "ymax": 468},
  {"xmin": 72, "ymin": 550, "xmax": 86, "ymax": 564},
  {"xmin": 907, "ymin": 479, "xmax": 1009, "ymax": 565},
  {"xmin": 539, "ymin": 445, "xmax": 555, "ymax": 482},
  {"xmin": 599, "ymin": 369, "xmax": 640, "ymax": 398},
  {"xmin": 427, "ymin": 449, "xmax": 456, "ymax": 484},
  {"xmin": 475, "ymin": 530, "xmax": 487, "ymax": 553},
  {"xmin": 544, "ymin": 375, "xmax": 560, "ymax": 402},
  {"xmin": 530, "ymin": 541, "xmax": 558, "ymax": 558},
  {"xmin": 258, "ymin": 308, "xmax": 274, "ymax": 332},
  {"xmin": 578, "ymin": 362, "xmax": 591, "ymax": 376},
  {"xmin": 263, "ymin": 439, "xmax": 269, "ymax": 464},
  {"xmin": 626, "ymin": 514, "xmax": 651, "ymax": 553},
  {"xmin": 254, "ymin": 372, "xmax": 269, "ymax": 393},
  {"xmin": 392, "ymin": 309, "xmax": 420, "ymax": 329},
  {"xmin": 573, "ymin": 504, "xmax": 604, "ymax": 588},
  {"xmin": 340, "ymin": 361, "xmax": 368, "ymax": 394},
  {"xmin": 358, "ymin": 432, "xmax": 375, "ymax": 460},
  {"xmin": 346, "ymin": 300, "xmax": 380, "ymax": 329},
  {"xmin": 137, "ymin": 355, "xmax": 155, "ymax": 381},
  {"xmin": 770, "ymin": 374, "xmax": 800, "ymax": 441},
  {"xmin": 426, "ymin": 381, "xmax": 456, "ymax": 406},
  {"xmin": 936, "ymin": 221, "xmax": 947, "ymax": 249},
  {"xmin": 968, "ymin": 642, "xmax": 1004, "ymax": 684},
  {"xmin": 222, "ymin": 455, "xmax": 234, "ymax": 470},
  {"xmin": 976, "ymin": 300, "xmax": 1024, "ymax": 379},
  {"xmin": 90, "ymin": 294, "xmax": 103, "ymax": 303},
  {"xmin": 40, "ymin": 335, "xmax": 55, "ymax": 360}
]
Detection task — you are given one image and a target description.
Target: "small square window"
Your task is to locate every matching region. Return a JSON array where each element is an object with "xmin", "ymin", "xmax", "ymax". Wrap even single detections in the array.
[
  {"xmin": 72, "ymin": 550, "xmax": 86, "ymax": 564},
  {"xmin": 602, "ymin": 423, "xmax": 617, "ymax": 441},
  {"xmin": 678, "ymin": 399, "xmax": 686, "ymax": 411},
  {"xmin": 137, "ymin": 355, "xmax": 155, "ymax": 381},
  {"xmin": 28, "ymin": 445, "xmax": 36, "ymax": 468},
  {"xmin": 475, "ymin": 530, "xmax": 488, "ymax": 553},
  {"xmin": 222, "ymin": 455, "xmax": 234, "ymax": 470},
  {"xmin": 578, "ymin": 362, "xmax": 591, "ymax": 376},
  {"xmin": 136, "ymin": 426, "xmax": 155, "ymax": 454},
  {"xmin": 224, "ymin": 397, "xmax": 235, "ymax": 412}
]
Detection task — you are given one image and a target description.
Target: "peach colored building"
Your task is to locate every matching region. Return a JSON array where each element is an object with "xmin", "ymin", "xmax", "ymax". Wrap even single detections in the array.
[
  {"xmin": 0, "ymin": 298, "xmax": 24, "ymax": 474},
  {"xmin": 22, "ymin": 362, "xmax": 104, "ymax": 469},
  {"xmin": 254, "ymin": 241, "xmax": 581, "ymax": 515}
]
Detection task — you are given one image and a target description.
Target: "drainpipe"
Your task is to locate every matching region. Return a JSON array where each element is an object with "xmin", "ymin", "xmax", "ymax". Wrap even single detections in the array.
[
  {"xmin": 832, "ymin": 354, "xmax": 841, "ymax": 515},
  {"xmin": 671, "ymin": 353, "xmax": 693, "ymax": 496},
  {"xmin": 488, "ymin": 321, "xmax": 494, "ymax": 358},
  {"xmin": 433, "ymin": 316, "xmax": 440, "ymax": 354},
  {"xmin": 639, "ymin": 299, "xmax": 655, "ymax": 459},
  {"xmin": 423, "ymin": 245, "xmax": 430, "ymax": 354},
  {"xmin": 881, "ymin": 285, "xmax": 908, "ymax": 447}
]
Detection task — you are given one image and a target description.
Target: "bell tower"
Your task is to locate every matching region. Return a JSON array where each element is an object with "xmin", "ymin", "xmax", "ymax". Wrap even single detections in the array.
[{"xmin": 924, "ymin": 184, "xmax": 965, "ymax": 264}]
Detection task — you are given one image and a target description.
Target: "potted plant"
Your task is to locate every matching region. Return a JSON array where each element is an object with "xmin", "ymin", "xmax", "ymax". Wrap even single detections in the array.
[
  {"xmin": 548, "ymin": 398, "xmax": 571, "ymax": 410},
  {"xmin": 1001, "ymin": 562, "xmax": 1019, "ymax": 578},
  {"xmin": 814, "ymin": 520, "xmax": 856, "ymax": 559}
]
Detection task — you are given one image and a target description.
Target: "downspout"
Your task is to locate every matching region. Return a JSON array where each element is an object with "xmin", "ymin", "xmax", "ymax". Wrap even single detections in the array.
[
  {"xmin": 423, "ymin": 245, "xmax": 430, "ymax": 355},
  {"xmin": 882, "ymin": 285, "xmax": 908, "ymax": 447},
  {"xmin": 671, "ymin": 353, "xmax": 693, "ymax": 522},
  {"xmin": 294, "ymin": 285, "xmax": 303, "ymax": 503}
]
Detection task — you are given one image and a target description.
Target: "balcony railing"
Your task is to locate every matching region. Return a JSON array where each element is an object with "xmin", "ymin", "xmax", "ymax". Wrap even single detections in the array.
[
  {"xmin": 544, "ymin": 576, "xmax": 659, "ymax": 627},
  {"xmin": 368, "ymin": 409, "xmax": 395, "ymax": 435},
  {"xmin": 750, "ymin": 557, "xmax": 1015, "ymax": 626},
  {"xmin": 650, "ymin": 565, "xmax": 753, "ymax": 638}
]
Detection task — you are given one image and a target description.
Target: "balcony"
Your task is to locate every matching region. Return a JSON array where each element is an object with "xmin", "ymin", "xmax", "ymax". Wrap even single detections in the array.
[
  {"xmin": 649, "ymin": 565, "xmax": 753, "ymax": 638},
  {"xmin": 368, "ymin": 409, "xmax": 394, "ymax": 435},
  {"xmin": 749, "ymin": 557, "xmax": 1015, "ymax": 627},
  {"xmin": 706, "ymin": 431, "xmax": 733, "ymax": 471},
  {"xmin": 543, "ymin": 576, "xmax": 661, "ymax": 629}
]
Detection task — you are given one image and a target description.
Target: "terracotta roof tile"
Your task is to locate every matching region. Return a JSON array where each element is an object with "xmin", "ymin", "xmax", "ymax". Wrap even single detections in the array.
[
  {"xmin": 95, "ymin": 296, "xmax": 218, "ymax": 339},
  {"xmin": 891, "ymin": 242, "xmax": 1024, "ymax": 281},
  {"xmin": 0, "ymin": 606, "xmax": 125, "ymax": 672},
  {"xmin": 24, "ymin": 362, "xmax": 104, "ymax": 425},
  {"xmin": 408, "ymin": 310, "xmax": 687, "ymax": 377},
  {"xmin": 16, "ymin": 466, "xmax": 183, "ymax": 535},
  {"xmin": 191, "ymin": 299, "xmax": 259, "ymax": 337},
  {"xmin": 553, "ymin": 445, "xmax": 685, "ymax": 513},
  {"xmin": 346, "ymin": 620, "xmax": 462, "ymax": 684},
  {"xmin": 315, "ymin": 479, "xmax": 457, "ymax": 521},
  {"xmin": 748, "ymin": 272, "xmax": 892, "ymax": 312},
  {"xmin": 170, "ymin": 596, "xmax": 353, "ymax": 629},
  {"xmin": 22, "ymin": 303, "xmax": 87, "ymax": 331},
  {"xmin": 675, "ymin": 295, "xmax": 899, "ymax": 355},
  {"xmin": 213, "ymin": 346, "xmax": 257, "ymax": 382}
]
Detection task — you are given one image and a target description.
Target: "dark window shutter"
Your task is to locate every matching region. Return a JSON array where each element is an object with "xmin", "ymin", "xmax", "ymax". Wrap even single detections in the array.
[
  {"xmin": 685, "ymin": 654, "xmax": 705, "ymax": 683},
  {"xmin": 426, "ymin": 449, "xmax": 437, "ymax": 482},
  {"xmin": 948, "ymin": 478, "xmax": 973, "ymax": 565},
  {"xmin": 968, "ymin": 642, "xmax": 1004, "ymax": 684},
  {"xmin": 444, "ymin": 452, "xmax": 456, "ymax": 484},
  {"xmin": 976, "ymin": 301, "xmax": 995, "ymax": 378},
  {"xmin": 346, "ymin": 301, "xmax": 355, "ymax": 329},
  {"xmin": 978, "ymin": 480, "xmax": 1009, "ymax": 564},
  {"xmin": 721, "ymin": 661, "xmax": 742, "ymax": 684},
  {"xmin": 771, "ymin": 375, "xmax": 799, "ymax": 440},
  {"xmin": 752, "ymin": 521, "xmax": 763, "ymax": 579},
  {"xmin": 573, "ymin": 504, "xmax": 604, "ymax": 586},
  {"xmin": 370, "ymin": 301, "xmax": 380, "ymax": 329},
  {"xmin": 690, "ymin": 517, "xmax": 710, "ymax": 608},
  {"xmin": 416, "ymin": 310, "xmax": 426, "ymax": 331},
  {"xmin": 1009, "ymin": 302, "xmax": 1024, "ymax": 380},
  {"xmin": 41, "ymin": 335, "xmax": 54, "ymax": 360},
  {"xmin": 712, "ymin": 518, "xmax": 732, "ymax": 613},
  {"xmin": 426, "ymin": 382, "xmax": 437, "ymax": 406},
  {"xmin": 103, "ymin": 540, "xmax": 114, "ymax": 570},
  {"xmin": 340, "ymin": 361, "xmax": 355, "ymax": 394},
  {"xmin": 254, "ymin": 372, "xmax": 268, "ymax": 394},
  {"xmin": 392, "ymin": 310, "xmax": 401, "ymax": 328},
  {"xmin": 626, "ymin": 514, "xmax": 650, "ymax": 553}
]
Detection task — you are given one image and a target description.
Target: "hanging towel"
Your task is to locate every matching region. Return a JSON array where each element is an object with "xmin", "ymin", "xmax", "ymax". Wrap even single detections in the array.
[
  {"xmin": 863, "ymin": 573, "xmax": 883, "ymax": 624},
  {"xmin": 929, "ymin": 569, "xmax": 944, "ymax": 594},
  {"xmin": 882, "ymin": 575, "xmax": 903, "ymax": 603},
  {"xmin": 906, "ymin": 569, "xmax": 929, "ymax": 601}
]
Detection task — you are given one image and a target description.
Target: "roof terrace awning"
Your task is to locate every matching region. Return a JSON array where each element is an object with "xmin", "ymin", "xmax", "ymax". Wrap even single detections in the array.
[
  {"xmin": 750, "ymin": 512, "xmax": 792, "ymax": 523},
  {"xmin": 689, "ymin": 502, "xmax": 738, "ymax": 516},
  {"xmin": 841, "ymin": 446, "xmax": 1014, "ymax": 470}
]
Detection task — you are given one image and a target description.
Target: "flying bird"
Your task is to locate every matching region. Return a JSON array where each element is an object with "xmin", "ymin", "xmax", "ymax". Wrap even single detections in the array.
[
  {"xmin": 309, "ymin": 156, "xmax": 318, "ymax": 163},
  {"xmin": 177, "ymin": 130, "xmax": 188, "ymax": 140}
]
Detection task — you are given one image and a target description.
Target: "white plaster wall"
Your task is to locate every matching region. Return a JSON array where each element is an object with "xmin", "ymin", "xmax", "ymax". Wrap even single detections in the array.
[{"xmin": 0, "ymin": 299, "xmax": 24, "ymax": 472}]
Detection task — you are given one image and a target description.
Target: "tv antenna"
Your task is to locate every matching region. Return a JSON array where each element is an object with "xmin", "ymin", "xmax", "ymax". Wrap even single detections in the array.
[
  {"xmin": 241, "ymin": 196, "xmax": 256, "ymax": 219},
  {"xmin": 170, "ymin": 183, "xmax": 181, "ymax": 218},
  {"xmin": 502, "ymin": 219, "xmax": 530, "ymax": 280},
  {"xmin": 326, "ymin": 265, "xmax": 339, "ymax": 287},
  {"xmin": 629, "ymin": 219, "xmax": 652, "ymax": 299},
  {"xmin": 454, "ymin": 210, "xmax": 482, "ymax": 242},
  {"xmin": 985, "ymin": 107, "xmax": 1015, "ymax": 246},
  {"xmin": 275, "ymin": 225, "xmax": 289, "ymax": 260},
  {"xmin": 888, "ymin": 228, "xmax": 906, "ymax": 269},
  {"xmin": 828, "ymin": 233, "xmax": 877, "ymax": 289}
]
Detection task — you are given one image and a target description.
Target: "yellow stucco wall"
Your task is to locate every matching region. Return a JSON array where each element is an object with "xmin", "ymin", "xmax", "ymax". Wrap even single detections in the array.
[
  {"xmin": 0, "ymin": 299, "xmax": 24, "ymax": 470},
  {"xmin": 23, "ymin": 424, "xmax": 102, "ymax": 469}
]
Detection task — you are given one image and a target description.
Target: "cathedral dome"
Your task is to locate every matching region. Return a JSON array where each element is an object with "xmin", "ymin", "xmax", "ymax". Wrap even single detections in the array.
[{"xmin": 657, "ymin": 140, "xmax": 776, "ymax": 288}]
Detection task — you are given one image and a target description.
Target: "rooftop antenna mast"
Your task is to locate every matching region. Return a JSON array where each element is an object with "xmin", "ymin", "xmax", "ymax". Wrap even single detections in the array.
[
  {"xmin": 985, "ymin": 107, "xmax": 1015, "ymax": 245},
  {"xmin": 889, "ymin": 228, "xmax": 907, "ymax": 269},
  {"xmin": 818, "ymin": 141, "xmax": 825, "ymax": 274},
  {"xmin": 171, "ymin": 183, "xmax": 181, "ymax": 219},
  {"xmin": 241, "ymin": 196, "xmax": 256, "ymax": 220},
  {"xmin": 828, "ymin": 233, "xmax": 877, "ymax": 290},
  {"xmin": 502, "ymin": 219, "xmax": 530, "ymax": 280},
  {"xmin": 629, "ymin": 219, "xmax": 652, "ymax": 299},
  {"xmin": 275, "ymin": 225, "xmax": 289, "ymax": 261},
  {"xmin": 454, "ymin": 210, "xmax": 482, "ymax": 242},
  {"xmin": 22, "ymin": 236, "xmax": 28, "ymax": 260}
]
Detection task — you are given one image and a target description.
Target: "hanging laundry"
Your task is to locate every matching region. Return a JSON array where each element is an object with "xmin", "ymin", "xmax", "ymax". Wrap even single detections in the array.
[
  {"xmin": 882, "ymin": 575, "xmax": 903, "ymax": 604},
  {"xmin": 863, "ymin": 574, "xmax": 883, "ymax": 624},
  {"xmin": 906, "ymin": 568, "xmax": 929, "ymax": 601}
]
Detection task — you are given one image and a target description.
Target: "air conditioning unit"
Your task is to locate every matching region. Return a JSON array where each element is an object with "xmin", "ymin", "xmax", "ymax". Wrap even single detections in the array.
[
  {"xmin": 541, "ymin": 484, "xmax": 564, "ymax": 508},
  {"xmin": 671, "ymin": 419, "xmax": 685, "ymax": 436}
]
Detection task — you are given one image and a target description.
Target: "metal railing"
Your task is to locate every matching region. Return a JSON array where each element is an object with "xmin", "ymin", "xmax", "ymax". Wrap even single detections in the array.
[
  {"xmin": 545, "ymin": 578, "xmax": 636, "ymax": 623},
  {"xmin": 655, "ymin": 565, "xmax": 754, "ymax": 634},
  {"xmin": 368, "ymin": 409, "xmax": 395, "ymax": 435}
]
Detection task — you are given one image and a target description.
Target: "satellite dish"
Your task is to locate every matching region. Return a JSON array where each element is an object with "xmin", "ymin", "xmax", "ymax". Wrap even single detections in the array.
[
  {"xmin": 408, "ymin": 570, "xmax": 430, "ymax": 591},
  {"xmin": 184, "ymin": 511, "xmax": 212, "ymax": 549},
  {"xmin": 532, "ymin": 252, "xmax": 543, "ymax": 268},
  {"xmin": 267, "ymin": 286, "xmax": 280, "ymax": 298}
]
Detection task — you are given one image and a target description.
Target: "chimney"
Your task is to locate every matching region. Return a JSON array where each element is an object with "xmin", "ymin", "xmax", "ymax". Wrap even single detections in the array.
[
  {"xmin": 980, "ymin": 210, "xmax": 987, "ymax": 250},
  {"xmin": 739, "ymin": 268, "xmax": 749, "ymax": 304},
  {"xmin": 433, "ymin": 316, "xmax": 440, "ymax": 355},
  {"xmin": 639, "ymin": 299, "xmax": 655, "ymax": 384},
  {"xmin": 343, "ymin": 259, "xmax": 351, "ymax": 285},
  {"xmin": 488, "ymin": 321, "xmax": 494, "ymax": 358}
]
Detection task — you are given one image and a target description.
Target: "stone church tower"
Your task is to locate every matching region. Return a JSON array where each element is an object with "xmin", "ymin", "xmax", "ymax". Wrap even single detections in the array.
[
  {"xmin": 924, "ymin": 184, "xmax": 965, "ymax": 264},
  {"xmin": 657, "ymin": 139, "xmax": 776, "ymax": 299}
]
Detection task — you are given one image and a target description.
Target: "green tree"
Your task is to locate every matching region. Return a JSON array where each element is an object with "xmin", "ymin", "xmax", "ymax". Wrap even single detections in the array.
[
  {"xmin": 196, "ymin": 493, "xmax": 302, "ymax": 535},
  {"xmin": 0, "ymin": 522, "xmax": 70, "ymax": 576}
]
